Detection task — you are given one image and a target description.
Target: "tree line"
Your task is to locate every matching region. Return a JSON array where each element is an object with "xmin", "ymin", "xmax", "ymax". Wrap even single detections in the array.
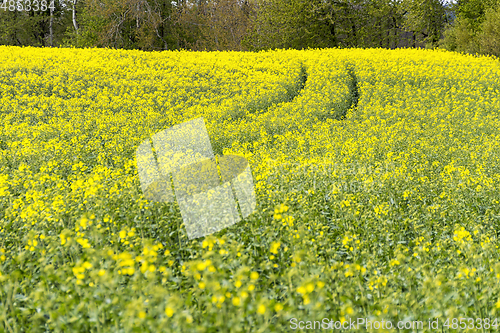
[{"xmin": 0, "ymin": 0, "xmax": 499, "ymax": 56}]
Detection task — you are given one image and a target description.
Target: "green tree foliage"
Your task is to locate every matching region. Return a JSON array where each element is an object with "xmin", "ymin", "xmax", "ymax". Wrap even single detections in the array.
[
  {"xmin": 440, "ymin": 0, "xmax": 500, "ymax": 56},
  {"xmin": 455, "ymin": 0, "xmax": 499, "ymax": 32},
  {"xmin": 243, "ymin": 0, "xmax": 328, "ymax": 50},
  {"xmin": 439, "ymin": 15, "xmax": 479, "ymax": 54},
  {"xmin": 178, "ymin": 0, "xmax": 253, "ymax": 51},
  {"xmin": 0, "ymin": 0, "xmax": 68, "ymax": 46},
  {"xmin": 0, "ymin": 0, "xmax": 496, "ymax": 56},
  {"xmin": 63, "ymin": 0, "xmax": 178, "ymax": 50},
  {"xmin": 244, "ymin": 0, "xmax": 411, "ymax": 50},
  {"xmin": 400, "ymin": 0, "xmax": 448, "ymax": 47},
  {"xmin": 61, "ymin": 0, "xmax": 253, "ymax": 51},
  {"xmin": 477, "ymin": 6, "xmax": 500, "ymax": 57},
  {"xmin": 362, "ymin": 0, "xmax": 406, "ymax": 48}
]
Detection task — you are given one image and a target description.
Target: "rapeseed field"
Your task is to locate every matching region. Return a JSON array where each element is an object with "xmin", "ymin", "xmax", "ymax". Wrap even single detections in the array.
[{"xmin": 0, "ymin": 46, "xmax": 499, "ymax": 332}]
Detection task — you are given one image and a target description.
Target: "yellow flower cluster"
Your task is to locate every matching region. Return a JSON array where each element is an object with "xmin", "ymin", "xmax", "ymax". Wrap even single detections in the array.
[
  {"xmin": 0, "ymin": 45, "xmax": 500, "ymax": 330},
  {"xmin": 453, "ymin": 227, "xmax": 472, "ymax": 244}
]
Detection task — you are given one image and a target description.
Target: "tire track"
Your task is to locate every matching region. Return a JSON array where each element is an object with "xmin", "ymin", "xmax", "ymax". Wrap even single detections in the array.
[{"xmin": 346, "ymin": 64, "xmax": 359, "ymax": 115}]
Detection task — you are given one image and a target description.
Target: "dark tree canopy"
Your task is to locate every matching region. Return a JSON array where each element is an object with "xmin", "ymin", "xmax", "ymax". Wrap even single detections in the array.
[{"xmin": 0, "ymin": 0, "xmax": 498, "ymax": 56}]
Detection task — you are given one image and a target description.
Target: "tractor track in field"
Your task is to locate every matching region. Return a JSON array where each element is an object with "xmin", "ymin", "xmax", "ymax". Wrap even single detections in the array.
[
  {"xmin": 345, "ymin": 64, "xmax": 359, "ymax": 120},
  {"xmin": 242, "ymin": 62, "xmax": 309, "ymax": 119}
]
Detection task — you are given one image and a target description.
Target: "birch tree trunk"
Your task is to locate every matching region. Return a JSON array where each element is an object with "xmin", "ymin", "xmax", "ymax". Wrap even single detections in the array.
[
  {"xmin": 49, "ymin": 7, "xmax": 53, "ymax": 46},
  {"xmin": 72, "ymin": 0, "xmax": 79, "ymax": 35}
]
